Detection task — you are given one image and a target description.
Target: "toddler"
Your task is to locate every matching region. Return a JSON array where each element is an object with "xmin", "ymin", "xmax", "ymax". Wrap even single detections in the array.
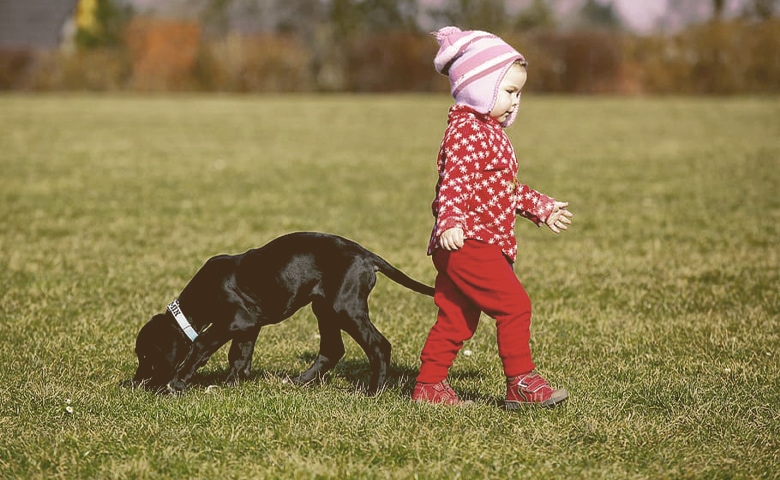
[{"xmin": 413, "ymin": 26, "xmax": 573, "ymax": 408}]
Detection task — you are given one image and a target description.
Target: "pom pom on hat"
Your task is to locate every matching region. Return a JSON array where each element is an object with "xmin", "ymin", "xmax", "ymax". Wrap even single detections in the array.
[{"xmin": 433, "ymin": 26, "xmax": 526, "ymax": 123}]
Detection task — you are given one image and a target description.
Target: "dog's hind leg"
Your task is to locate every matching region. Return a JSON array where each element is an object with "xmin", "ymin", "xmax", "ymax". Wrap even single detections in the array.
[
  {"xmin": 339, "ymin": 303, "xmax": 392, "ymax": 395},
  {"xmin": 227, "ymin": 325, "xmax": 261, "ymax": 383},
  {"xmin": 292, "ymin": 299, "xmax": 346, "ymax": 386}
]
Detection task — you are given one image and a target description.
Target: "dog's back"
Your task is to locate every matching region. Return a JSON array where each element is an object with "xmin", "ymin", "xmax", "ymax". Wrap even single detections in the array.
[
  {"xmin": 230, "ymin": 233, "xmax": 371, "ymax": 318},
  {"xmin": 235, "ymin": 232, "xmax": 433, "ymax": 297}
]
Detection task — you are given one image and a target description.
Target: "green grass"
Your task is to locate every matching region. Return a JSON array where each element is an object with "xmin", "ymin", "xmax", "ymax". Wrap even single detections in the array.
[{"xmin": 0, "ymin": 93, "xmax": 778, "ymax": 479}]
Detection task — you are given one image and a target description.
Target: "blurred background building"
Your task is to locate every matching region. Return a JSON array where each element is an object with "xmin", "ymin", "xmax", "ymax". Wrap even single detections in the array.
[{"xmin": 0, "ymin": 0, "xmax": 79, "ymax": 49}]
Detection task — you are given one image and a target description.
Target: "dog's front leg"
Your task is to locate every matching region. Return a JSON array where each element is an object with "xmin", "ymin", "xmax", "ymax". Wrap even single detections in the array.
[
  {"xmin": 227, "ymin": 326, "xmax": 261, "ymax": 383},
  {"xmin": 167, "ymin": 331, "xmax": 229, "ymax": 393}
]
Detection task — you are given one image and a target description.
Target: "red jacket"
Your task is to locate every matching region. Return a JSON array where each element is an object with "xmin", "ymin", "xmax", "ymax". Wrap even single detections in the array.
[{"xmin": 428, "ymin": 105, "xmax": 555, "ymax": 262}]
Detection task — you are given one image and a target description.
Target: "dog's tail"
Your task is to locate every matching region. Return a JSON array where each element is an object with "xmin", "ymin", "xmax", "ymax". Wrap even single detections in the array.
[{"xmin": 371, "ymin": 255, "xmax": 435, "ymax": 297}]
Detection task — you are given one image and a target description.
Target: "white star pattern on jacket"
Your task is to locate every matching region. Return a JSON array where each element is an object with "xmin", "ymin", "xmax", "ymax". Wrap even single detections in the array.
[{"xmin": 428, "ymin": 105, "xmax": 555, "ymax": 262}]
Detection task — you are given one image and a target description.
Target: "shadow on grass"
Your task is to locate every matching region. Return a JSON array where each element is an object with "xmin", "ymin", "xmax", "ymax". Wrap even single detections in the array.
[{"xmin": 122, "ymin": 352, "xmax": 504, "ymax": 406}]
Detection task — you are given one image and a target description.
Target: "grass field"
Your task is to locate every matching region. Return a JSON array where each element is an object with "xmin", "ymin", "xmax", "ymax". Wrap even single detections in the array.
[{"xmin": 0, "ymin": 94, "xmax": 778, "ymax": 479}]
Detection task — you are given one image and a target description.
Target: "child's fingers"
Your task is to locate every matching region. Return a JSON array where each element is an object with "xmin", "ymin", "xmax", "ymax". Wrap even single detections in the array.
[
  {"xmin": 439, "ymin": 228, "xmax": 464, "ymax": 250},
  {"xmin": 548, "ymin": 214, "xmax": 570, "ymax": 233}
]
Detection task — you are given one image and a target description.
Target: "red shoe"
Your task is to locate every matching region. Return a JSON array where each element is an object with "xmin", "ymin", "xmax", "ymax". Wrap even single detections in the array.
[
  {"xmin": 412, "ymin": 379, "xmax": 469, "ymax": 406},
  {"xmin": 506, "ymin": 371, "xmax": 569, "ymax": 409}
]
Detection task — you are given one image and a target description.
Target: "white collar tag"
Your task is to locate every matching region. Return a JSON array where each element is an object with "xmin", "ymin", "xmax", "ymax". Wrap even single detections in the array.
[{"xmin": 167, "ymin": 299, "xmax": 199, "ymax": 342}]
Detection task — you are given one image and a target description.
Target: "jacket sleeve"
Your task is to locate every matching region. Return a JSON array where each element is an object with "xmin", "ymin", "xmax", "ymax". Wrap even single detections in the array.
[
  {"xmin": 433, "ymin": 123, "xmax": 483, "ymax": 233},
  {"xmin": 516, "ymin": 183, "xmax": 555, "ymax": 227}
]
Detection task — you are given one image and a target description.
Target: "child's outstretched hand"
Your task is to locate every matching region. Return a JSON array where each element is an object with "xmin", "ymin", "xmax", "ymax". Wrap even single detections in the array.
[{"xmin": 546, "ymin": 201, "xmax": 573, "ymax": 234}]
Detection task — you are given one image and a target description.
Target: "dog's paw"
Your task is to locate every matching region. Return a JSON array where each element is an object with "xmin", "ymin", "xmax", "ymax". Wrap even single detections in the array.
[
  {"xmin": 122, "ymin": 378, "xmax": 154, "ymax": 391},
  {"xmin": 290, "ymin": 372, "xmax": 325, "ymax": 387},
  {"xmin": 165, "ymin": 379, "xmax": 187, "ymax": 394},
  {"xmin": 225, "ymin": 370, "xmax": 248, "ymax": 386}
]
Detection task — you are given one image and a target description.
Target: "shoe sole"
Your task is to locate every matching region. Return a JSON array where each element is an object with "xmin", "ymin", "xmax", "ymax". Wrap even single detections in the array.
[
  {"xmin": 412, "ymin": 398, "xmax": 475, "ymax": 407},
  {"xmin": 505, "ymin": 389, "xmax": 569, "ymax": 409}
]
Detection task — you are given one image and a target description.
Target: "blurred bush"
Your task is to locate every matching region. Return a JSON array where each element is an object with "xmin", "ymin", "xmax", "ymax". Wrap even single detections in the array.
[
  {"xmin": 124, "ymin": 18, "xmax": 201, "ymax": 91},
  {"xmin": 1, "ymin": 16, "xmax": 778, "ymax": 94},
  {"xmin": 341, "ymin": 32, "xmax": 439, "ymax": 92},
  {"xmin": 627, "ymin": 17, "xmax": 780, "ymax": 94},
  {"xmin": 0, "ymin": 50, "xmax": 35, "ymax": 89},
  {"xmin": 199, "ymin": 34, "xmax": 311, "ymax": 92},
  {"xmin": 508, "ymin": 30, "xmax": 626, "ymax": 94}
]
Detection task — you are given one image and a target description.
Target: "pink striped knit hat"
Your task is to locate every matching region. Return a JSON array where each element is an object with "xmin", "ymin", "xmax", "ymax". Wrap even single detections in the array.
[{"xmin": 433, "ymin": 26, "xmax": 526, "ymax": 126}]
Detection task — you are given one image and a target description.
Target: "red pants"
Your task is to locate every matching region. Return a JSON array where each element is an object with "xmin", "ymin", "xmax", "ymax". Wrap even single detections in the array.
[{"xmin": 417, "ymin": 241, "xmax": 535, "ymax": 383}]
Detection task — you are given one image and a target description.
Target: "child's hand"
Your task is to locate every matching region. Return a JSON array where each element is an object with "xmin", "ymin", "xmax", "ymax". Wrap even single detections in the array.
[
  {"xmin": 545, "ymin": 201, "xmax": 573, "ymax": 234},
  {"xmin": 439, "ymin": 227, "xmax": 465, "ymax": 251}
]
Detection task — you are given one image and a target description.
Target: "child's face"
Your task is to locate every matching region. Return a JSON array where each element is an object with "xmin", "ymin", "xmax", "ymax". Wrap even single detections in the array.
[{"xmin": 489, "ymin": 63, "xmax": 527, "ymax": 124}]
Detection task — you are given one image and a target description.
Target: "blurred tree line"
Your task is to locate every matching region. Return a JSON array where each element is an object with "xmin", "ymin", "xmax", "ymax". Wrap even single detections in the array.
[{"xmin": 1, "ymin": 0, "xmax": 778, "ymax": 94}]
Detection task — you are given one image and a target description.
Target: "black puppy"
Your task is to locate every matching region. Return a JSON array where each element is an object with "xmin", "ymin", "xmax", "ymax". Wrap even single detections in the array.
[{"xmin": 132, "ymin": 232, "xmax": 433, "ymax": 394}]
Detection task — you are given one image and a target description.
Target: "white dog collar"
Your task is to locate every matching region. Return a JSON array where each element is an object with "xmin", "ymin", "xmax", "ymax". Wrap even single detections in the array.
[{"xmin": 167, "ymin": 299, "xmax": 199, "ymax": 341}]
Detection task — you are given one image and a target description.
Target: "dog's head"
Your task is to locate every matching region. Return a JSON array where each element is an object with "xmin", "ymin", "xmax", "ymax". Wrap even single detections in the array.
[{"xmin": 132, "ymin": 313, "xmax": 189, "ymax": 391}]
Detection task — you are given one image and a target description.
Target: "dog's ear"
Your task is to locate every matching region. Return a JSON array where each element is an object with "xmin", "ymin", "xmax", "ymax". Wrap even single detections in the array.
[
  {"xmin": 133, "ymin": 313, "xmax": 182, "ymax": 389},
  {"xmin": 135, "ymin": 314, "xmax": 169, "ymax": 353}
]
